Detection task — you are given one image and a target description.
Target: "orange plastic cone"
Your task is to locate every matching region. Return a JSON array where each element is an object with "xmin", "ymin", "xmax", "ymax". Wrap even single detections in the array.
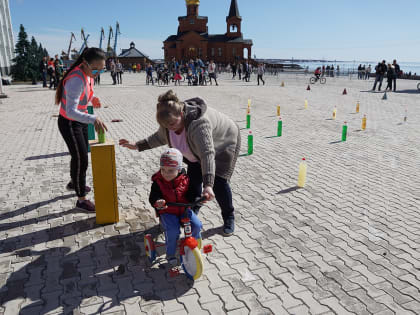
[{"xmin": 342, "ymin": 88, "xmax": 347, "ymax": 95}]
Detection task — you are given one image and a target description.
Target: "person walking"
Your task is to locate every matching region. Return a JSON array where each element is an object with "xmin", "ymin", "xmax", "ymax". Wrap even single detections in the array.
[
  {"xmin": 372, "ymin": 60, "xmax": 387, "ymax": 91},
  {"xmin": 238, "ymin": 63, "xmax": 242, "ymax": 80},
  {"xmin": 54, "ymin": 55, "xmax": 63, "ymax": 86},
  {"xmin": 48, "ymin": 58, "xmax": 56, "ymax": 89},
  {"xmin": 208, "ymin": 60, "xmax": 218, "ymax": 86},
  {"xmin": 110, "ymin": 59, "xmax": 117, "ymax": 85},
  {"xmin": 385, "ymin": 63, "xmax": 395, "ymax": 91},
  {"xmin": 119, "ymin": 90, "xmax": 241, "ymax": 236},
  {"xmin": 392, "ymin": 59, "xmax": 400, "ymax": 91},
  {"xmin": 357, "ymin": 64, "xmax": 362, "ymax": 79},
  {"xmin": 257, "ymin": 63, "xmax": 265, "ymax": 85},
  {"xmin": 55, "ymin": 47, "xmax": 108, "ymax": 212},
  {"xmin": 232, "ymin": 63, "xmax": 237, "ymax": 79},
  {"xmin": 365, "ymin": 65, "xmax": 371, "ymax": 80},
  {"xmin": 116, "ymin": 59, "xmax": 123, "ymax": 84},
  {"xmin": 39, "ymin": 56, "xmax": 48, "ymax": 87},
  {"xmin": 146, "ymin": 63, "xmax": 154, "ymax": 85},
  {"xmin": 242, "ymin": 61, "xmax": 249, "ymax": 82}
]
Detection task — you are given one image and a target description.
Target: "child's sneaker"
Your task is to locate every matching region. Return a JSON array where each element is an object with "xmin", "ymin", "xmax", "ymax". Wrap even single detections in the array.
[{"xmin": 167, "ymin": 256, "xmax": 178, "ymax": 267}]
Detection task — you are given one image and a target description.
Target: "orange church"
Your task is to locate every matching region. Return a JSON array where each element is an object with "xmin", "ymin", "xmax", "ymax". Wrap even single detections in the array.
[{"xmin": 163, "ymin": 0, "xmax": 253, "ymax": 64}]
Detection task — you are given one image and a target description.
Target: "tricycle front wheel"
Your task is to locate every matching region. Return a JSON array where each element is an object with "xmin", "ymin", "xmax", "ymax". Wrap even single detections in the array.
[{"xmin": 181, "ymin": 246, "xmax": 203, "ymax": 280}]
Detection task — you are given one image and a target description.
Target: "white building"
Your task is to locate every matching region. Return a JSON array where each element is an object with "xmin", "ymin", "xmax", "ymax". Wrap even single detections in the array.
[{"xmin": 0, "ymin": 0, "xmax": 14, "ymax": 75}]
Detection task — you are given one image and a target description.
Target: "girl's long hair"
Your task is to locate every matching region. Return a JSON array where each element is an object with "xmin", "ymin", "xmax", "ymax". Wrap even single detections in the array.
[{"xmin": 55, "ymin": 47, "xmax": 106, "ymax": 105}]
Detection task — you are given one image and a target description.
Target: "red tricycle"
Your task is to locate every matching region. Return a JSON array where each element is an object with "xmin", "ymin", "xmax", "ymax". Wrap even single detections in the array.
[{"xmin": 144, "ymin": 196, "xmax": 213, "ymax": 280}]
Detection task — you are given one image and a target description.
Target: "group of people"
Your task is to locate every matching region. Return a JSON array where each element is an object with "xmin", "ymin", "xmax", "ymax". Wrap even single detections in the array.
[
  {"xmin": 39, "ymin": 54, "xmax": 64, "ymax": 89},
  {"xmin": 56, "ymin": 47, "xmax": 240, "ymax": 267},
  {"xmin": 372, "ymin": 59, "xmax": 400, "ymax": 92},
  {"xmin": 357, "ymin": 64, "xmax": 372, "ymax": 80},
  {"xmin": 146, "ymin": 57, "xmax": 219, "ymax": 87},
  {"xmin": 108, "ymin": 58, "xmax": 123, "ymax": 85},
  {"xmin": 230, "ymin": 61, "xmax": 253, "ymax": 82}
]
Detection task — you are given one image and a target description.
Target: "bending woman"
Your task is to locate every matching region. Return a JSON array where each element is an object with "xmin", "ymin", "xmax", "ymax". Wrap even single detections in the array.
[{"xmin": 120, "ymin": 90, "xmax": 241, "ymax": 236}]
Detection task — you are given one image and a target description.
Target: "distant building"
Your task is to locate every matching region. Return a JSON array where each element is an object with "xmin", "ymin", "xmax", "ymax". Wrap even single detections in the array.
[
  {"xmin": 0, "ymin": 0, "xmax": 14, "ymax": 75},
  {"xmin": 117, "ymin": 42, "xmax": 153, "ymax": 69},
  {"xmin": 163, "ymin": 0, "xmax": 253, "ymax": 64}
]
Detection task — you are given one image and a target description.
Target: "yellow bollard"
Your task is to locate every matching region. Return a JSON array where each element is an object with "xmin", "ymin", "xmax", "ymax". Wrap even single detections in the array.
[
  {"xmin": 304, "ymin": 99, "xmax": 308, "ymax": 109},
  {"xmin": 277, "ymin": 105, "xmax": 280, "ymax": 116},
  {"xmin": 89, "ymin": 138, "xmax": 119, "ymax": 224},
  {"xmin": 361, "ymin": 114, "xmax": 367, "ymax": 130}
]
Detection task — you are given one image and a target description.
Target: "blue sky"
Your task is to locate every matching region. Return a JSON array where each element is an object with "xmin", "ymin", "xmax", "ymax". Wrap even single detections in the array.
[{"xmin": 9, "ymin": 0, "xmax": 420, "ymax": 61}]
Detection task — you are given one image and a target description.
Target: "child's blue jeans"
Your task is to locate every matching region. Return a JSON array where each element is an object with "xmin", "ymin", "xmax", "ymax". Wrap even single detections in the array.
[{"xmin": 160, "ymin": 209, "xmax": 202, "ymax": 257}]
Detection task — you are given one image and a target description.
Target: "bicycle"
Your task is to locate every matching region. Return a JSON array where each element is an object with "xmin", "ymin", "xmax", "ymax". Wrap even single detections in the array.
[
  {"xmin": 144, "ymin": 196, "xmax": 213, "ymax": 280},
  {"xmin": 310, "ymin": 76, "xmax": 326, "ymax": 84}
]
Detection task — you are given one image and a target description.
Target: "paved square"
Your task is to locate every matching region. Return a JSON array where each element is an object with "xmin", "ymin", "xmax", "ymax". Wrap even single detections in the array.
[{"xmin": 0, "ymin": 72, "xmax": 419, "ymax": 314}]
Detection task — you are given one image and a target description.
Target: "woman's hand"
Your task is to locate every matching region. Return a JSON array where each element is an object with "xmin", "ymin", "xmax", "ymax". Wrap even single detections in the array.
[
  {"xmin": 94, "ymin": 118, "xmax": 108, "ymax": 133},
  {"xmin": 202, "ymin": 186, "xmax": 215, "ymax": 201},
  {"xmin": 92, "ymin": 97, "xmax": 101, "ymax": 108},
  {"xmin": 119, "ymin": 139, "xmax": 138, "ymax": 150}
]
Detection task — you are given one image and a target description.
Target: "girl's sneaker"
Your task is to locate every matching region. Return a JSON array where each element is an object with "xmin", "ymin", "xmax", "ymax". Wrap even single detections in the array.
[
  {"xmin": 67, "ymin": 182, "xmax": 91, "ymax": 193},
  {"xmin": 76, "ymin": 199, "xmax": 95, "ymax": 212}
]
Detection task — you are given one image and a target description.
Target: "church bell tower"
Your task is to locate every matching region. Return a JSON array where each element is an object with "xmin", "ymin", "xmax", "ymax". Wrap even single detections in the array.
[{"xmin": 226, "ymin": 0, "xmax": 242, "ymax": 38}]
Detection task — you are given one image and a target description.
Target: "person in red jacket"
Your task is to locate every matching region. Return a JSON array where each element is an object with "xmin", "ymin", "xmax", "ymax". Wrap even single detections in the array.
[
  {"xmin": 149, "ymin": 148, "xmax": 203, "ymax": 266},
  {"xmin": 314, "ymin": 67, "xmax": 322, "ymax": 80}
]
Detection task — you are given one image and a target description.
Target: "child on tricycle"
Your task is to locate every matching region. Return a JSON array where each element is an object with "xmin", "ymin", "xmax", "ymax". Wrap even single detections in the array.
[{"xmin": 148, "ymin": 148, "xmax": 203, "ymax": 266}]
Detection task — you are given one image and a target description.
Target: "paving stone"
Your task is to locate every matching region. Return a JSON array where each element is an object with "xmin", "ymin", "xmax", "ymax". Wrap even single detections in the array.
[
  {"xmin": 177, "ymin": 294, "xmax": 208, "ymax": 314},
  {"xmin": 293, "ymin": 290, "xmax": 330, "ymax": 314},
  {"xmin": 213, "ymin": 286, "xmax": 247, "ymax": 311},
  {"xmin": 2, "ymin": 73, "xmax": 420, "ymax": 314},
  {"xmin": 319, "ymin": 296, "xmax": 355, "ymax": 315}
]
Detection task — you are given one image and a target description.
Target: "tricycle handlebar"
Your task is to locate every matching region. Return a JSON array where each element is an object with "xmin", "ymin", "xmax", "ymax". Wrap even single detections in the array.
[{"xmin": 166, "ymin": 196, "xmax": 207, "ymax": 208}]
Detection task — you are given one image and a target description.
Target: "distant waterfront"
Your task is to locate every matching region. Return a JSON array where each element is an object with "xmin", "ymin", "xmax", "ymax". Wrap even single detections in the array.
[{"xmin": 259, "ymin": 59, "xmax": 420, "ymax": 75}]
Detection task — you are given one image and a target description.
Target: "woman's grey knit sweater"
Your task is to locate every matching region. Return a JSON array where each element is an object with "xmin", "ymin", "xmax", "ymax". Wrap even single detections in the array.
[{"xmin": 136, "ymin": 97, "xmax": 241, "ymax": 187}]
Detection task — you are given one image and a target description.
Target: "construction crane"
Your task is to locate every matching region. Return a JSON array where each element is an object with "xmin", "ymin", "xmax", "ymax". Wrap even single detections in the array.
[
  {"xmin": 64, "ymin": 32, "xmax": 76, "ymax": 60},
  {"xmin": 106, "ymin": 26, "xmax": 114, "ymax": 57},
  {"xmin": 113, "ymin": 22, "xmax": 121, "ymax": 57},
  {"xmin": 78, "ymin": 28, "xmax": 90, "ymax": 55},
  {"xmin": 99, "ymin": 27, "xmax": 105, "ymax": 50}
]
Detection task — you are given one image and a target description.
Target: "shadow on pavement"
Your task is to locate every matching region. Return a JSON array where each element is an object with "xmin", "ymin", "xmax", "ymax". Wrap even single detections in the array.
[
  {"xmin": 201, "ymin": 226, "xmax": 224, "ymax": 239},
  {"xmin": 0, "ymin": 224, "xmax": 195, "ymax": 314},
  {"xmin": 393, "ymin": 89, "xmax": 420, "ymax": 94},
  {"xmin": 277, "ymin": 186, "xmax": 300, "ymax": 194},
  {"xmin": 25, "ymin": 152, "xmax": 70, "ymax": 160},
  {"xmin": 0, "ymin": 194, "xmax": 75, "ymax": 223}
]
